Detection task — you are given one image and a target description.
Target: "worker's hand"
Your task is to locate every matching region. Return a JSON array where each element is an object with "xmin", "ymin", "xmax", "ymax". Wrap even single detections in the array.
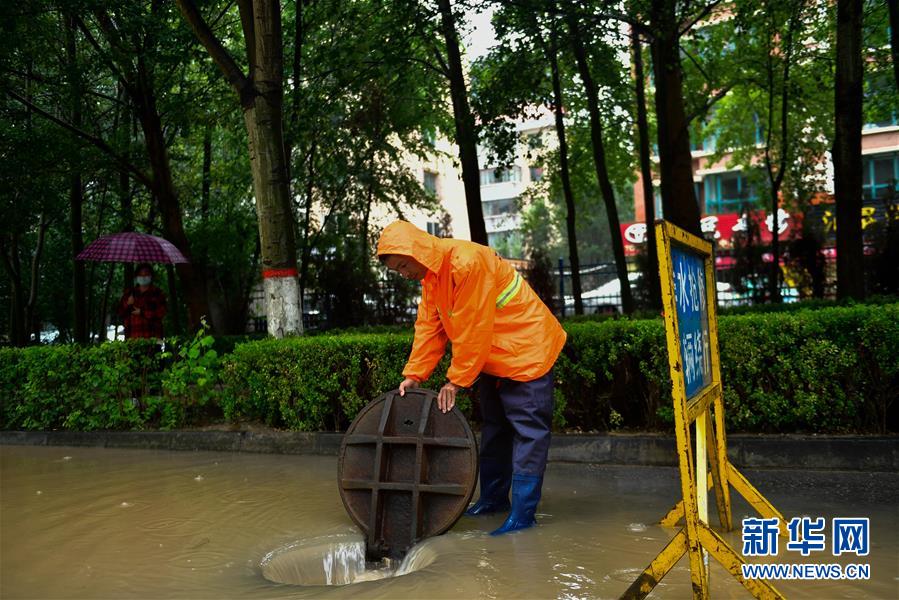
[
  {"xmin": 127, "ymin": 295, "xmax": 135, "ymax": 306},
  {"xmin": 437, "ymin": 382, "xmax": 460, "ymax": 413},
  {"xmin": 398, "ymin": 378, "xmax": 419, "ymax": 396},
  {"xmin": 132, "ymin": 307, "xmax": 141, "ymax": 315}
]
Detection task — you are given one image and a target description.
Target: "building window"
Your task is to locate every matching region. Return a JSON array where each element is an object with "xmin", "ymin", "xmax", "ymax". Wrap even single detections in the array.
[
  {"xmin": 529, "ymin": 166, "xmax": 544, "ymax": 182},
  {"xmin": 754, "ymin": 114, "xmax": 765, "ymax": 145},
  {"xmin": 479, "ymin": 166, "xmax": 521, "ymax": 186},
  {"xmin": 650, "ymin": 184, "xmax": 700, "ymax": 219},
  {"xmin": 690, "ymin": 131, "xmax": 717, "ymax": 153},
  {"xmin": 703, "ymin": 171, "xmax": 757, "ymax": 215},
  {"xmin": 426, "ymin": 221, "xmax": 442, "ymax": 237},
  {"xmin": 423, "ymin": 170, "xmax": 438, "ymax": 195},
  {"xmin": 862, "ymin": 153, "xmax": 899, "ymax": 201},
  {"xmin": 483, "ymin": 198, "xmax": 517, "ymax": 217}
]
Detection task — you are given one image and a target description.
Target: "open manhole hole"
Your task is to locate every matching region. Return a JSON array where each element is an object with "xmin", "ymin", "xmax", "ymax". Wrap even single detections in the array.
[
  {"xmin": 338, "ymin": 389, "xmax": 479, "ymax": 561},
  {"xmin": 260, "ymin": 534, "xmax": 437, "ymax": 586}
]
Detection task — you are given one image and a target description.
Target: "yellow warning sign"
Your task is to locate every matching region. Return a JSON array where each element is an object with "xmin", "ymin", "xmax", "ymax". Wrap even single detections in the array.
[{"xmin": 622, "ymin": 220, "xmax": 787, "ymax": 600}]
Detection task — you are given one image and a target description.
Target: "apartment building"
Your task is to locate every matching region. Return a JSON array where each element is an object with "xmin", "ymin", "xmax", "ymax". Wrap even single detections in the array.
[
  {"xmin": 623, "ymin": 115, "xmax": 898, "ymax": 256},
  {"xmin": 477, "ymin": 113, "xmax": 556, "ymax": 258},
  {"xmin": 366, "ymin": 134, "xmax": 470, "ymax": 241}
]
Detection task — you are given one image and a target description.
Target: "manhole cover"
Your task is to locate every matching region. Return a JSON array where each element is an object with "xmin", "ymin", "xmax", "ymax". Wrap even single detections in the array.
[{"xmin": 337, "ymin": 389, "xmax": 478, "ymax": 561}]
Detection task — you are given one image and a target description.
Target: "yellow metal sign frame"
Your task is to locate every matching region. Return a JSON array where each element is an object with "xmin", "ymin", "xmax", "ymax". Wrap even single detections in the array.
[{"xmin": 622, "ymin": 221, "xmax": 786, "ymax": 600}]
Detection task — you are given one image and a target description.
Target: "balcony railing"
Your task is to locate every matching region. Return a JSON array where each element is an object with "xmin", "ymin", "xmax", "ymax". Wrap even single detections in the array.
[{"xmin": 484, "ymin": 213, "xmax": 521, "ymax": 233}]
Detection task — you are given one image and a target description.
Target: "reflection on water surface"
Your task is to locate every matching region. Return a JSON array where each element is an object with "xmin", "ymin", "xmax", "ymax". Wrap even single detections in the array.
[{"xmin": 1, "ymin": 445, "xmax": 896, "ymax": 599}]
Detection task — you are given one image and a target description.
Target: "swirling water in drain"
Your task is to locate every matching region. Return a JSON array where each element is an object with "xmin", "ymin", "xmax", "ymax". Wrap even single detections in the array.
[{"xmin": 261, "ymin": 534, "xmax": 437, "ymax": 586}]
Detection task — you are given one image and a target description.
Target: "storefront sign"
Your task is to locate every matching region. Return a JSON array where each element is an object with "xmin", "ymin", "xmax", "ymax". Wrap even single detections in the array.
[{"xmin": 621, "ymin": 210, "xmax": 793, "ymax": 255}]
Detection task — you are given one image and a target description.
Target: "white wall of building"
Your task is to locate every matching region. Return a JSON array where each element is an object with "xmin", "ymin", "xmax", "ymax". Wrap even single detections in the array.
[{"xmin": 477, "ymin": 112, "xmax": 556, "ymax": 256}]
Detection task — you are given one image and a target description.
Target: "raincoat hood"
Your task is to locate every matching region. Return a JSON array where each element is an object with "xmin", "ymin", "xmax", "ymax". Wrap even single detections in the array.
[
  {"xmin": 377, "ymin": 219, "xmax": 565, "ymax": 388},
  {"xmin": 376, "ymin": 221, "xmax": 444, "ymax": 274}
]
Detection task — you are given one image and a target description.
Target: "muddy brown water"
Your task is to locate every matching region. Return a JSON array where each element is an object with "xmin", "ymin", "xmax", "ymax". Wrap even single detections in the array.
[{"xmin": 1, "ymin": 445, "xmax": 896, "ymax": 599}]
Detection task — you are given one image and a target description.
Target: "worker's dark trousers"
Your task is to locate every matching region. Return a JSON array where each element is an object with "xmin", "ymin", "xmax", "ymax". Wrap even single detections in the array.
[{"xmin": 477, "ymin": 370, "xmax": 554, "ymax": 478}]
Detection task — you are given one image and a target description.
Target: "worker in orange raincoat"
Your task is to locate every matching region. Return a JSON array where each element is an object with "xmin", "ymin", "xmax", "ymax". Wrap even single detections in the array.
[{"xmin": 377, "ymin": 220, "xmax": 567, "ymax": 535}]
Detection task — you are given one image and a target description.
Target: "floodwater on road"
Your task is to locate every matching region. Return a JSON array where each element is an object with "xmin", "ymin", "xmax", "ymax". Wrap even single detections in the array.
[{"xmin": 1, "ymin": 445, "xmax": 897, "ymax": 599}]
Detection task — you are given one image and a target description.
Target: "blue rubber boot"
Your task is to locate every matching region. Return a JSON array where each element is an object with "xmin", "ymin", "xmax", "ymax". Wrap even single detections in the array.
[
  {"xmin": 465, "ymin": 459, "xmax": 511, "ymax": 516},
  {"xmin": 490, "ymin": 473, "xmax": 542, "ymax": 535}
]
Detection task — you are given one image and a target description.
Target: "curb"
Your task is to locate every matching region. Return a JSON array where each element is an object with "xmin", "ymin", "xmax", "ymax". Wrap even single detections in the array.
[
  {"xmin": 1, "ymin": 431, "xmax": 896, "ymax": 472},
  {"xmin": 547, "ymin": 434, "xmax": 899, "ymax": 471}
]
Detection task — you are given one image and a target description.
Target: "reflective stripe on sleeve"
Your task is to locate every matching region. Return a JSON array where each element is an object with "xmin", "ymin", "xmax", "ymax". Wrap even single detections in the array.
[{"xmin": 496, "ymin": 272, "xmax": 523, "ymax": 309}]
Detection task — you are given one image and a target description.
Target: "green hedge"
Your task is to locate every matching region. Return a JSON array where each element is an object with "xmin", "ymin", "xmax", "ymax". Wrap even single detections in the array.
[
  {"xmin": 1, "ymin": 304, "xmax": 896, "ymax": 434},
  {"xmin": 0, "ymin": 340, "xmax": 163, "ymax": 430}
]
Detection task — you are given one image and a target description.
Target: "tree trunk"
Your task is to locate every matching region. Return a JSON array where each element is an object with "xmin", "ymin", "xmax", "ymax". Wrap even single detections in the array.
[
  {"xmin": 70, "ymin": 174, "xmax": 87, "ymax": 343},
  {"xmin": 362, "ymin": 181, "xmax": 373, "ymax": 326},
  {"xmin": 25, "ymin": 213, "xmax": 50, "ymax": 343},
  {"xmin": 99, "ymin": 263, "xmax": 113, "ymax": 341},
  {"xmin": 114, "ymin": 85, "xmax": 135, "ymax": 299},
  {"xmin": 649, "ymin": 0, "xmax": 701, "ymax": 235},
  {"xmin": 134, "ymin": 56, "xmax": 208, "ymax": 332},
  {"xmin": 834, "ymin": 0, "xmax": 865, "ymax": 300},
  {"xmin": 299, "ymin": 140, "xmax": 317, "ymax": 303},
  {"xmin": 567, "ymin": 13, "xmax": 635, "ymax": 314},
  {"xmin": 242, "ymin": 0, "xmax": 302, "ymax": 337},
  {"xmin": 166, "ymin": 264, "xmax": 182, "ymax": 332},
  {"xmin": 121, "ymin": 161, "xmax": 135, "ymax": 301},
  {"xmin": 437, "ymin": 0, "xmax": 487, "ymax": 246},
  {"xmin": 202, "ymin": 124, "xmax": 212, "ymax": 218},
  {"xmin": 176, "ymin": 0, "xmax": 302, "ymax": 337},
  {"xmin": 764, "ymin": 9, "xmax": 798, "ymax": 305},
  {"xmin": 88, "ymin": 180, "xmax": 112, "ymax": 342},
  {"xmin": 65, "ymin": 14, "xmax": 87, "ymax": 343},
  {"xmin": 633, "ymin": 29, "xmax": 661, "ymax": 311},
  {"xmin": 200, "ymin": 123, "xmax": 215, "ymax": 330},
  {"xmin": 361, "ymin": 142, "xmax": 377, "ymax": 281},
  {"xmin": 0, "ymin": 234, "xmax": 27, "ymax": 345},
  {"xmin": 546, "ymin": 28, "xmax": 583, "ymax": 315}
]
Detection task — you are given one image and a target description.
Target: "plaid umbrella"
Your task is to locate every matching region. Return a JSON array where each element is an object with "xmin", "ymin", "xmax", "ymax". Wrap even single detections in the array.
[{"xmin": 76, "ymin": 232, "xmax": 189, "ymax": 264}]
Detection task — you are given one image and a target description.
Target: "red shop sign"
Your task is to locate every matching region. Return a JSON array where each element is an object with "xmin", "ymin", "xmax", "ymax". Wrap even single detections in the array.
[{"xmin": 620, "ymin": 210, "xmax": 794, "ymax": 256}]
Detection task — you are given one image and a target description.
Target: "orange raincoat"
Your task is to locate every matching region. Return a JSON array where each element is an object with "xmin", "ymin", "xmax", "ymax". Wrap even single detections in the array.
[{"xmin": 377, "ymin": 221, "xmax": 567, "ymax": 388}]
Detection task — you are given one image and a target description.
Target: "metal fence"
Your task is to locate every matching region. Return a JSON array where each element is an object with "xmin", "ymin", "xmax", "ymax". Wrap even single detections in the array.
[
  {"xmin": 554, "ymin": 249, "xmax": 840, "ymax": 316},
  {"xmin": 246, "ymin": 278, "xmax": 419, "ymax": 333},
  {"xmin": 245, "ymin": 249, "xmax": 845, "ymax": 332}
]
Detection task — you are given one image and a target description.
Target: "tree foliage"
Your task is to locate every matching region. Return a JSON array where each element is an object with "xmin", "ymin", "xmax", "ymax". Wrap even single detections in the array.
[{"xmin": 1, "ymin": 0, "xmax": 896, "ymax": 343}]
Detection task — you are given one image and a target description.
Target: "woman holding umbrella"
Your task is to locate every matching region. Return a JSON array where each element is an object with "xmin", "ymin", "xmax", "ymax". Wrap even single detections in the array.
[
  {"xmin": 77, "ymin": 231, "xmax": 187, "ymax": 339},
  {"xmin": 116, "ymin": 263, "xmax": 168, "ymax": 340}
]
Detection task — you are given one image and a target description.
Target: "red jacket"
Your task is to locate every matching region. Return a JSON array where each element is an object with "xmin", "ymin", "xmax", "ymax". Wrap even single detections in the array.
[
  {"xmin": 377, "ymin": 221, "xmax": 566, "ymax": 387},
  {"xmin": 117, "ymin": 285, "xmax": 167, "ymax": 339}
]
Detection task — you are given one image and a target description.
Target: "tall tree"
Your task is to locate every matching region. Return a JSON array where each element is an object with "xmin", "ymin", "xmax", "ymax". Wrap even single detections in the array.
[
  {"xmin": 435, "ymin": 0, "xmax": 488, "ymax": 245},
  {"xmin": 64, "ymin": 13, "xmax": 88, "ymax": 343},
  {"xmin": 759, "ymin": 4, "xmax": 802, "ymax": 303},
  {"xmin": 176, "ymin": 0, "xmax": 303, "ymax": 336},
  {"xmin": 547, "ymin": 22, "xmax": 584, "ymax": 315},
  {"xmin": 648, "ymin": 0, "xmax": 701, "ymax": 235},
  {"xmin": 6, "ymin": 3, "xmax": 212, "ymax": 332},
  {"xmin": 834, "ymin": 0, "xmax": 865, "ymax": 300},
  {"xmin": 632, "ymin": 28, "xmax": 661, "ymax": 310},
  {"xmin": 564, "ymin": 7, "xmax": 635, "ymax": 314},
  {"xmin": 81, "ymin": 4, "xmax": 209, "ymax": 331},
  {"xmin": 471, "ymin": 1, "xmax": 587, "ymax": 312},
  {"xmin": 282, "ymin": 0, "xmax": 444, "ymax": 326}
]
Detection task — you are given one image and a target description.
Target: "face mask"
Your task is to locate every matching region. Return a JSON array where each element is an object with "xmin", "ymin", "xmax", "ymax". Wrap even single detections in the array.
[{"xmin": 135, "ymin": 276, "xmax": 152, "ymax": 286}]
